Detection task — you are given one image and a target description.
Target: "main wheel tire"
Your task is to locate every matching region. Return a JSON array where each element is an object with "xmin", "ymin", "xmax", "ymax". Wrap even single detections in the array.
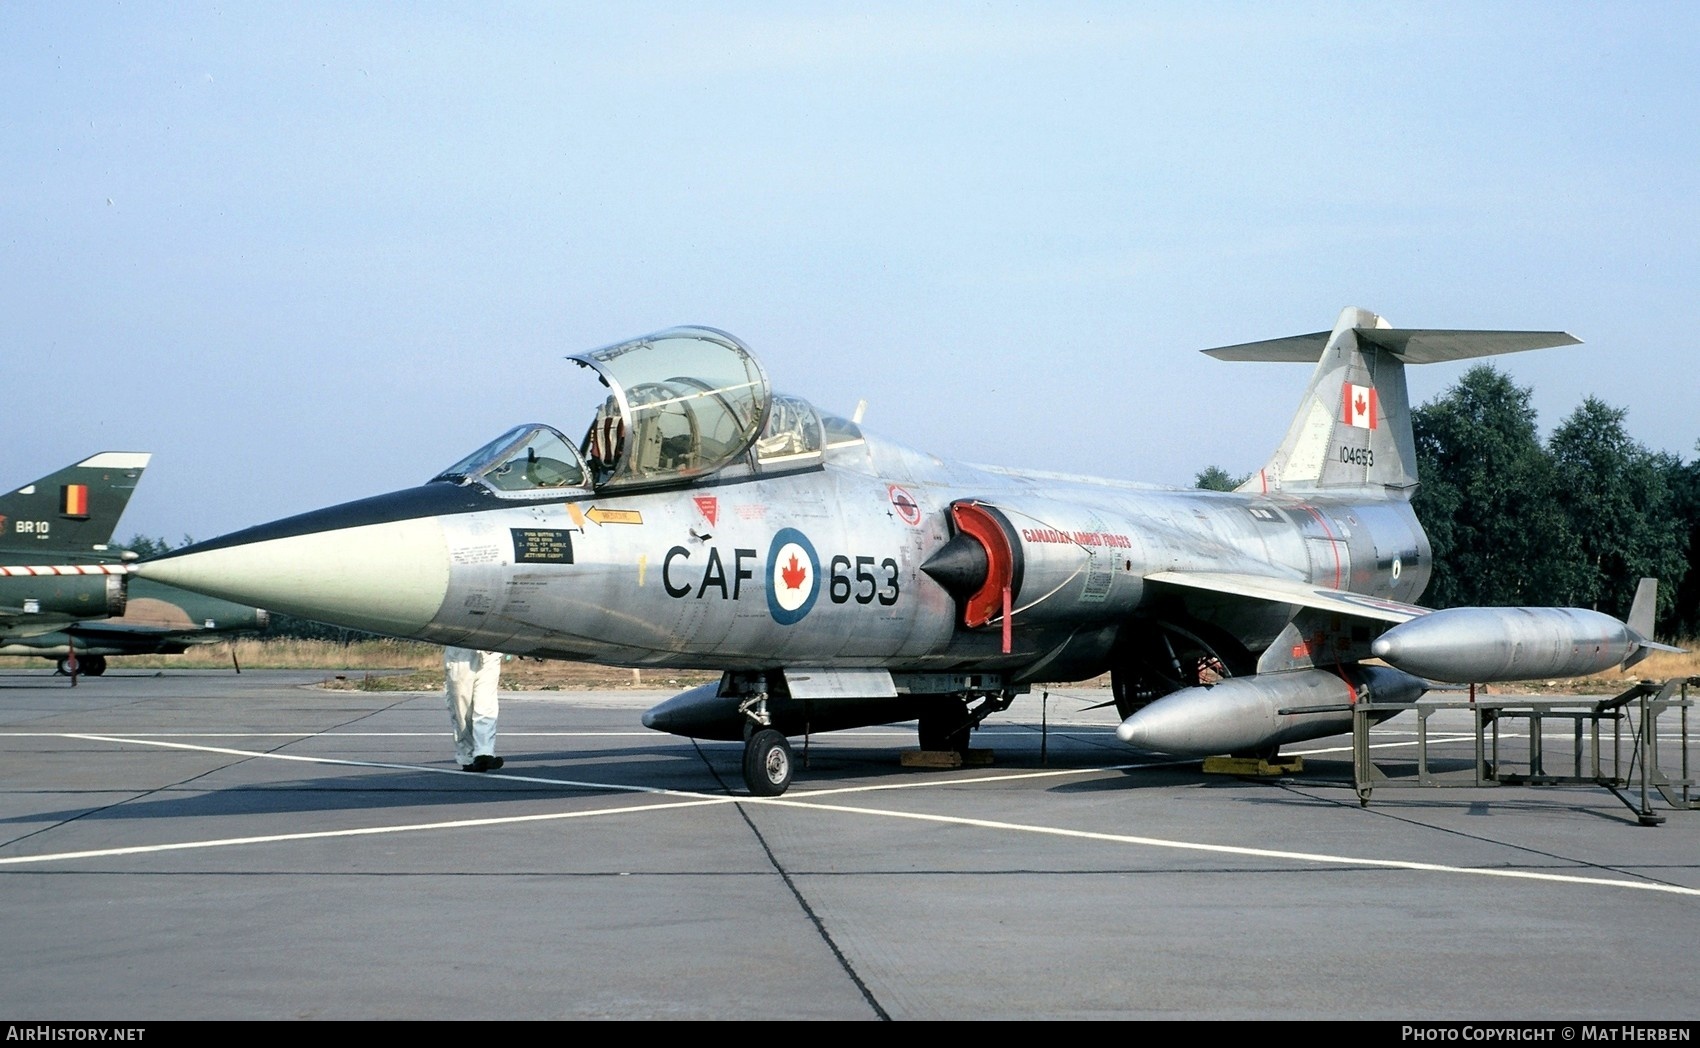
[
  {"xmin": 743, "ymin": 728, "xmax": 793, "ymax": 796},
  {"xmin": 55, "ymin": 656, "xmax": 79, "ymax": 676},
  {"xmin": 83, "ymin": 655, "xmax": 108, "ymax": 677}
]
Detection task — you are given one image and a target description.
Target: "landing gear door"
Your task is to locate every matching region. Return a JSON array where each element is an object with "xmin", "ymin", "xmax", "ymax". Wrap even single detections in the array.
[
  {"xmin": 569, "ymin": 326, "xmax": 771, "ymax": 489},
  {"xmin": 783, "ymin": 667, "xmax": 898, "ymax": 700}
]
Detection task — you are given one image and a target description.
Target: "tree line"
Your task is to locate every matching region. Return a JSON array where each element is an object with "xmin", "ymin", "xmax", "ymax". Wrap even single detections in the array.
[
  {"xmin": 1411, "ymin": 367, "xmax": 1695, "ymax": 635},
  {"xmin": 1198, "ymin": 365, "xmax": 1697, "ymax": 638}
]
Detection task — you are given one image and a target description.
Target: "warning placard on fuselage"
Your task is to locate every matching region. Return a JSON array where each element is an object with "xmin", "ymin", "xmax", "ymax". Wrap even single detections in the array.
[{"xmin": 511, "ymin": 528, "xmax": 574, "ymax": 564}]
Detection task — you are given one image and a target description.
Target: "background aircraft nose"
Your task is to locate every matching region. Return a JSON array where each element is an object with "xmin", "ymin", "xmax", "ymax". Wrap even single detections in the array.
[{"xmin": 137, "ymin": 514, "xmax": 452, "ymax": 638}]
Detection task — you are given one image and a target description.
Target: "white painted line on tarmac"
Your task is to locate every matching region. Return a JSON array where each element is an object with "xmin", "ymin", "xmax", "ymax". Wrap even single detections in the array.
[
  {"xmin": 0, "ymin": 795, "xmax": 736, "ymax": 867},
  {"xmin": 54, "ymin": 734, "xmax": 696, "ymax": 793},
  {"xmin": 0, "ymin": 731, "xmax": 665, "ymax": 739},
  {"xmin": 759, "ymin": 795, "xmax": 1700, "ymax": 898}
]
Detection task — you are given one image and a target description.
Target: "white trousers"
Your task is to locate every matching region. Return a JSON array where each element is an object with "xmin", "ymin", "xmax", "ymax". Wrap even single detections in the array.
[{"xmin": 444, "ymin": 647, "xmax": 502, "ymax": 765}]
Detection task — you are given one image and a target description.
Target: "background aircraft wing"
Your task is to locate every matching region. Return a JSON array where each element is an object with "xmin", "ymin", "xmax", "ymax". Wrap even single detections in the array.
[
  {"xmin": 0, "ymin": 610, "xmax": 80, "ymax": 638},
  {"xmin": 1144, "ymin": 570, "xmax": 1430, "ymax": 624}
]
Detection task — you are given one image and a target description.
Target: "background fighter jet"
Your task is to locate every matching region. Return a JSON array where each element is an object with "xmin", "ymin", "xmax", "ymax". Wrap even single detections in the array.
[
  {"xmin": 0, "ymin": 452, "xmax": 269, "ymax": 675},
  {"xmin": 0, "ymin": 579, "xmax": 272, "ymax": 676},
  {"xmin": 0, "ymin": 452, "xmax": 151, "ymax": 562},
  {"xmin": 0, "ymin": 453, "xmax": 147, "ymax": 671},
  {"xmin": 139, "ymin": 307, "xmax": 1680, "ymax": 793}
]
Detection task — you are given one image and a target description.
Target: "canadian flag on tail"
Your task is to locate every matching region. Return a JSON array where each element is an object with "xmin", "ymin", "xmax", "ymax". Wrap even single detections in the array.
[{"xmin": 1342, "ymin": 382, "xmax": 1378, "ymax": 430}]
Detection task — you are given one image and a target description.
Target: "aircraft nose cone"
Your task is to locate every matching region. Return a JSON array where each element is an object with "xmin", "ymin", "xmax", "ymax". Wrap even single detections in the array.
[{"xmin": 138, "ymin": 509, "xmax": 452, "ymax": 638}]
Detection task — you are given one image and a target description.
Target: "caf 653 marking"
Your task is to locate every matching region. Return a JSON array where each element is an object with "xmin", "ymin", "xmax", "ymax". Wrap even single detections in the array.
[{"xmin": 140, "ymin": 309, "xmax": 1679, "ymax": 795}]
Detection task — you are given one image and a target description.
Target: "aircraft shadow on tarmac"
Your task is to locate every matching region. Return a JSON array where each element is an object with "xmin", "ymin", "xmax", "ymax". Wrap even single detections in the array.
[{"xmin": 0, "ymin": 733, "xmax": 1281, "ymax": 826}]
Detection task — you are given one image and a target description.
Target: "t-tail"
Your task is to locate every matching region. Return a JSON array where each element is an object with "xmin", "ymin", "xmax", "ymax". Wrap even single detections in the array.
[
  {"xmin": 1204, "ymin": 306, "xmax": 1580, "ymax": 500},
  {"xmin": 0, "ymin": 452, "xmax": 152, "ymax": 561}
]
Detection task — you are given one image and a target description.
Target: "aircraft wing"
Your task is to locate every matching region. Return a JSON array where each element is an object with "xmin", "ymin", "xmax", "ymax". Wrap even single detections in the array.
[
  {"xmin": 69, "ymin": 621, "xmax": 191, "ymax": 641},
  {"xmin": 1144, "ymin": 570, "xmax": 1431, "ymax": 624},
  {"xmin": 0, "ymin": 610, "xmax": 80, "ymax": 639},
  {"xmin": 65, "ymin": 619, "xmax": 252, "ymax": 647}
]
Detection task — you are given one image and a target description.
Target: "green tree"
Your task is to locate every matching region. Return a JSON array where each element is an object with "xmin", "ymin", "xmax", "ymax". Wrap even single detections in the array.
[
  {"xmin": 119, "ymin": 534, "xmax": 194, "ymax": 559},
  {"xmin": 1665, "ymin": 444, "xmax": 1700, "ymax": 638},
  {"xmin": 1547, "ymin": 398, "xmax": 1688, "ymax": 620},
  {"xmin": 264, "ymin": 612, "xmax": 384, "ymax": 643},
  {"xmin": 1194, "ymin": 466, "xmax": 1250, "ymax": 492},
  {"xmin": 1411, "ymin": 366, "xmax": 1580, "ymax": 608}
]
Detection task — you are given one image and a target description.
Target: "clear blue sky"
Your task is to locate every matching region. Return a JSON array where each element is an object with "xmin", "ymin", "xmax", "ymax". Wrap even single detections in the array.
[{"xmin": 5, "ymin": 3, "xmax": 1696, "ymax": 543}]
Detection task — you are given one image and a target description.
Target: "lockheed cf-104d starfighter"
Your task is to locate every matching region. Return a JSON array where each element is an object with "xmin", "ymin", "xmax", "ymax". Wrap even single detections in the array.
[{"xmin": 138, "ymin": 307, "xmax": 1679, "ymax": 794}]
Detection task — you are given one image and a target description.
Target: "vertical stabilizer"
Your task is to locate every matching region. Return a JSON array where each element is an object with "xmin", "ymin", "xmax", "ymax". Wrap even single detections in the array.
[
  {"xmin": 0, "ymin": 453, "xmax": 152, "ymax": 561},
  {"xmin": 1206, "ymin": 307, "xmax": 1416, "ymax": 498},
  {"xmin": 1203, "ymin": 308, "xmax": 1580, "ymax": 500},
  {"xmin": 1627, "ymin": 577, "xmax": 1659, "ymax": 639}
]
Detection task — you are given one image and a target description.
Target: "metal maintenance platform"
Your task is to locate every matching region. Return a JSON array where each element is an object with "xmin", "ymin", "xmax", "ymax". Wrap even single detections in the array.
[{"xmin": 1350, "ymin": 678, "xmax": 1698, "ymax": 825}]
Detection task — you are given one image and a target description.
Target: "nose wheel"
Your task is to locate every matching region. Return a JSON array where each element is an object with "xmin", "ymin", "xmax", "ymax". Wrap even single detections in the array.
[{"xmin": 742, "ymin": 728, "xmax": 794, "ymax": 796}]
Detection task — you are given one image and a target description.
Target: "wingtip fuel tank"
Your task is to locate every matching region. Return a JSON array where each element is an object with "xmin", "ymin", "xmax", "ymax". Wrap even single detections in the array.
[
  {"xmin": 1369, "ymin": 605, "xmax": 1678, "ymax": 683},
  {"xmin": 1116, "ymin": 665, "xmax": 1427, "ymax": 757}
]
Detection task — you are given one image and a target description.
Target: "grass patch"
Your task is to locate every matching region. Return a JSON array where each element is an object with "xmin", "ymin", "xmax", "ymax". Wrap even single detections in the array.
[
  {"xmin": 3, "ymin": 636, "xmax": 1692, "ymax": 694},
  {"xmin": 319, "ymin": 662, "xmax": 719, "ymax": 692}
]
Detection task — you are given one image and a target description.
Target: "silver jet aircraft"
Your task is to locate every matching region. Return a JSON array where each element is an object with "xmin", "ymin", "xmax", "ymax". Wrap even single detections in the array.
[{"xmin": 138, "ymin": 307, "xmax": 1678, "ymax": 794}]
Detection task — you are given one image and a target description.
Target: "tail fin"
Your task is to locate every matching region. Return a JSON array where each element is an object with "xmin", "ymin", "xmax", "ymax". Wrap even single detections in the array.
[
  {"xmin": 0, "ymin": 452, "xmax": 151, "ymax": 561},
  {"xmin": 1205, "ymin": 307, "xmax": 1580, "ymax": 499},
  {"xmin": 1622, "ymin": 577, "xmax": 1685, "ymax": 668}
]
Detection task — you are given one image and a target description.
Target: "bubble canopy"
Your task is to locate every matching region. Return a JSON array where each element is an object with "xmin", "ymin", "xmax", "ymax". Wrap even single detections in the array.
[
  {"xmin": 434, "ymin": 327, "xmax": 822, "ymax": 498},
  {"xmin": 570, "ymin": 326, "xmax": 772, "ymax": 488},
  {"xmin": 432, "ymin": 424, "xmax": 589, "ymax": 495}
]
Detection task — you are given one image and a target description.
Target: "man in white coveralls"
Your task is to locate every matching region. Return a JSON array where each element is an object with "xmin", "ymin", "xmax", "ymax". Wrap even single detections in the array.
[{"xmin": 444, "ymin": 646, "xmax": 504, "ymax": 772}]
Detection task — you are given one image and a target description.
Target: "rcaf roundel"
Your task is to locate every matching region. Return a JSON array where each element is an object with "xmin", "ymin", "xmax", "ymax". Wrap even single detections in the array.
[
  {"xmin": 888, "ymin": 484, "xmax": 921, "ymax": 526},
  {"xmin": 766, "ymin": 527, "xmax": 821, "ymax": 625},
  {"xmin": 1342, "ymin": 382, "xmax": 1378, "ymax": 430}
]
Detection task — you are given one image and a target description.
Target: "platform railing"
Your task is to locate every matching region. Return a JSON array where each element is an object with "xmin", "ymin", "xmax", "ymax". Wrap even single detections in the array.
[{"xmin": 1348, "ymin": 676, "xmax": 1696, "ymax": 826}]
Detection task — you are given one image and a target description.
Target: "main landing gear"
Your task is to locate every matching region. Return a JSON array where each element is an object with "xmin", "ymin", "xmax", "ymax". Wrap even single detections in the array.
[{"xmin": 55, "ymin": 654, "xmax": 107, "ymax": 676}]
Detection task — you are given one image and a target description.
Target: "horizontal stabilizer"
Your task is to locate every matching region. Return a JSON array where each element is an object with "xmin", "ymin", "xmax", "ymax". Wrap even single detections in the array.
[
  {"xmin": 1204, "ymin": 328, "xmax": 1579, "ymax": 364},
  {"xmin": 1145, "ymin": 570, "xmax": 1429, "ymax": 625},
  {"xmin": 1205, "ymin": 308, "xmax": 1583, "ymax": 500}
]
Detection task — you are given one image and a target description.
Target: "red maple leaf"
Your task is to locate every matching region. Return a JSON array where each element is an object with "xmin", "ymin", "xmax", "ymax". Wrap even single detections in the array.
[
  {"xmin": 1354, "ymin": 393, "xmax": 1367, "ymax": 417},
  {"xmin": 781, "ymin": 554, "xmax": 807, "ymax": 590}
]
